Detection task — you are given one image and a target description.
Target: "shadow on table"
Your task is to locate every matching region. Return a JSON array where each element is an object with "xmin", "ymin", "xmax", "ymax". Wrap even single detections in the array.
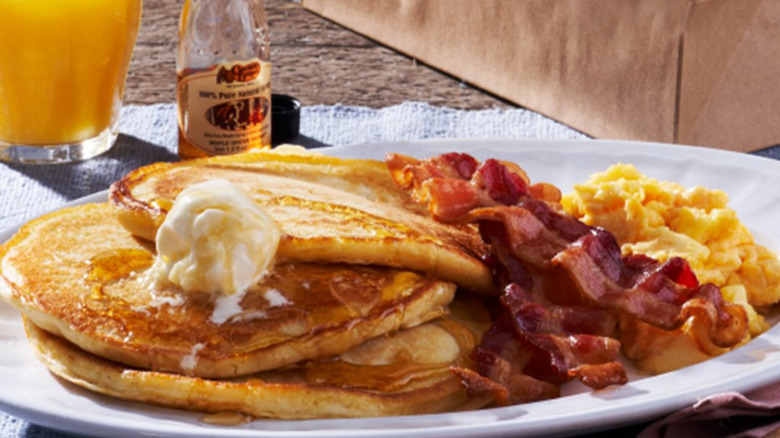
[
  {"xmin": 1, "ymin": 134, "xmax": 178, "ymax": 201},
  {"xmin": 295, "ymin": 135, "xmax": 329, "ymax": 149},
  {"xmin": 2, "ymin": 133, "xmax": 333, "ymax": 203},
  {"xmin": 16, "ymin": 418, "xmax": 656, "ymax": 438},
  {"xmin": 21, "ymin": 424, "xmax": 82, "ymax": 438}
]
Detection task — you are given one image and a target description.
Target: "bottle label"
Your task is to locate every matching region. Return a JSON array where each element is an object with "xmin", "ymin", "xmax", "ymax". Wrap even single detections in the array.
[{"xmin": 178, "ymin": 59, "xmax": 271, "ymax": 155}]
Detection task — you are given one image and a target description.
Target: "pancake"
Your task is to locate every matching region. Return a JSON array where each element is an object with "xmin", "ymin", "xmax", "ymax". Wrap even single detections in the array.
[
  {"xmin": 23, "ymin": 294, "xmax": 494, "ymax": 419},
  {"xmin": 0, "ymin": 203, "xmax": 455, "ymax": 378},
  {"xmin": 108, "ymin": 149, "xmax": 493, "ymax": 294}
]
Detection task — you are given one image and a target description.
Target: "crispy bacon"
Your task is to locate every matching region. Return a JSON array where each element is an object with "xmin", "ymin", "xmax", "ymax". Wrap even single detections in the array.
[
  {"xmin": 451, "ymin": 363, "xmax": 559, "ymax": 406},
  {"xmin": 387, "ymin": 152, "xmax": 563, "ymax": 223},
  {"xmin": 501, "ymin": 283, "xmax": 617, "ymax": 337},
  {"xmin": 570, "ymin": 362, "xmax": 628, "ymax": 389},
  {"xmin": 471, "ymin": 205, "xmax": 586, "ymax": 269},
  {"xmin": 553, "ymin": 228, "xmax": 747, "ymax": 347},
  {"xmin": 386, "ymin": 152, "xmax": 748, "ymax": 404},
  {"xmin": 477, "ymin": 284, "xmax": 624, "ymax": 388}
]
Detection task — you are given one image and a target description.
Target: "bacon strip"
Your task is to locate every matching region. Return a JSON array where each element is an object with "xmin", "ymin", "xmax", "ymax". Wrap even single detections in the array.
[
  {"xmin": 387, "ymin": 152, "xmax": 560, "ymax": 222},
  {"xmin": 479, "ymin": 284, "xmax": 625, "ymax": 388},
  {"xmin": 469, "ymin": 204, "xmax": 586, "ymax": 269},
  {"xmin": 386, "ymin": 152, "xmax": 748, "ymax": 404},
  {"xmin": 554, "ymin": 229, "xmax": 747, "ymax": 347},
  {"xmin": 386, "ymin": 152, "xmax": 746, "ymax": 343},
  {"xmin": 451, "ymin": 362, "xmax": 559, "ymax": 406}
]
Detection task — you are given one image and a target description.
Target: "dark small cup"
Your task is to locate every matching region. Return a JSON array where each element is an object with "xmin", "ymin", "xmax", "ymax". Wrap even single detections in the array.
[{"xmin": 271, "ymin": 94, "xmax": 300, "ymax": 146}]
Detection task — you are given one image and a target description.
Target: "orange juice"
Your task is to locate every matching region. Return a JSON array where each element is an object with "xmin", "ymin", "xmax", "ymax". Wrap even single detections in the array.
[{"xmin": 0, "ymin": 0, "xmax": 141, "ymax": 146}]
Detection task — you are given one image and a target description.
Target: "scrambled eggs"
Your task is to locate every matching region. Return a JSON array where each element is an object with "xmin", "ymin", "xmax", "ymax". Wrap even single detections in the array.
[{"xmin": 561, "ymin": 163, "xmax": 780, "ymax": 373}]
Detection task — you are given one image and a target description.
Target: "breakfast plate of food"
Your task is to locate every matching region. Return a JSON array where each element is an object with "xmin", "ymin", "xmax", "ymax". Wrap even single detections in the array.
[{"xmin": 1, "ymin": 138, "xmax": 779, "ymax": 437}]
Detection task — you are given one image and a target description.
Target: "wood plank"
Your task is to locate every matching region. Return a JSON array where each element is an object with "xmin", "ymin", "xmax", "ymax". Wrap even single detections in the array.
[{"xmin": 124, "ymin": 0, "xmax": 510, "ymax": 109}]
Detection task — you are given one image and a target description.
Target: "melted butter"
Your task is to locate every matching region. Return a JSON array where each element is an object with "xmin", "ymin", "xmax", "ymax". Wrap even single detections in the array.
[
  {"xmin": 87, "ymin": 249, "xmax": 154, "ymax": 284},
  {"xmin": 272, "ymin": 144, "xmax": 323, "ymax": 156},
  {"xmin": 81, "ymin": 249, "xmax": 155, "ymax": 342},
  {"xmin": 264, "ymin": 288, "xmax": 289, "ymax": 307},
  {"xmin": 210, "ymin": 290, "xmax": 247, "ymax": 324},
  {"xmin": 180, "ymin": 342, "xmax": 205, "ymax": 372},
  {"xmin": 85, "ymin": 249, "xmax": 154, "ymax": 301},
  {"xmin": 150, "ymin": 197, "xmax": 174, "ymax": 213}
]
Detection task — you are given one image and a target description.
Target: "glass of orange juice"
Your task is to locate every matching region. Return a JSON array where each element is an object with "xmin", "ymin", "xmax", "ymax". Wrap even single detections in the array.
[{"xmin": 0, "ymin": 0, "xmax": 142, "ymax": 164}]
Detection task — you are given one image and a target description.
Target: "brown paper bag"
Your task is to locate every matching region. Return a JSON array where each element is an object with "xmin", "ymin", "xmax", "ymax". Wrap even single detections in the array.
[{"xmin": 302, "ymin": 0, "xmax": 779, "ymax": 152}]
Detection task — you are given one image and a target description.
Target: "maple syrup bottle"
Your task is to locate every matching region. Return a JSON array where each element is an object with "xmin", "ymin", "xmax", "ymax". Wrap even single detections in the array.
[{"xmin": 176, "ymin": 0, "xmax": 271, "ymax": 159}]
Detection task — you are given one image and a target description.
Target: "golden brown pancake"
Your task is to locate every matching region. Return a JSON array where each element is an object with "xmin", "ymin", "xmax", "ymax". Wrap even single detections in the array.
[
  {"xmin": 109, "ymin": 150, "xmax": 493, "ymax": 294},
  {"xmin": 23, "ymin": 295, "xmax": 494, "ymax": 419},
  {"xmin": 0, "ymin": 203, "xmax": 455, "ymax": 378}
]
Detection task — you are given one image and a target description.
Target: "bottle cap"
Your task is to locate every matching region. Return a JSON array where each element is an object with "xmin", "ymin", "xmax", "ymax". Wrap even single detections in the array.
[{"xmin": 271, "ymin": 94, "xmax": 301, "ymax": 146}]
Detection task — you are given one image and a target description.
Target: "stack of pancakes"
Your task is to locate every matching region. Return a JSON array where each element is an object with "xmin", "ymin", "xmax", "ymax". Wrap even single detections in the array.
[{"xmin": 0, "ymin": 150, "xmax": 496, "ymax": 419}]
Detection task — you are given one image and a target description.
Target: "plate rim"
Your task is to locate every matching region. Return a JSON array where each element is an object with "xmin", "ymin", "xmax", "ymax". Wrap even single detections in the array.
[{"xmin": 2, "ymin": 137, "xmax": 780, "ymax": 437}]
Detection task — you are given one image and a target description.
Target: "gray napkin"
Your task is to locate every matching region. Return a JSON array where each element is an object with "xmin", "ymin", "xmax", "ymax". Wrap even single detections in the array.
[{"xmin": 639, "ymin": 387, "xmax": 780, "ymax": 438}]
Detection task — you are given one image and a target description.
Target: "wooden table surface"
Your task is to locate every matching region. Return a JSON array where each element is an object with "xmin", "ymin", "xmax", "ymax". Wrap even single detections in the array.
[{"xmin": 125, "ymin": 0, "xmax": 511, "ymax": 110}]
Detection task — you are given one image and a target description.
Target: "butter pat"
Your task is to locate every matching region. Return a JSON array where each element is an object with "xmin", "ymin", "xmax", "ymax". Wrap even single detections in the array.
[
  {"xmin": 153, "ymin": 179, "xmax": 280, "ymax": 296},
  {"xmin": 271, "ymin": 144, "xmax": 323, "ymax": 156}
]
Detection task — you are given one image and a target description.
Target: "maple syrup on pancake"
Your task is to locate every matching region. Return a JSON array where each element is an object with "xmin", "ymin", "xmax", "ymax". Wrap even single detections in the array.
[{"xmin": 86, "ymin": 249, "xmax": 154, "ymax": 302}]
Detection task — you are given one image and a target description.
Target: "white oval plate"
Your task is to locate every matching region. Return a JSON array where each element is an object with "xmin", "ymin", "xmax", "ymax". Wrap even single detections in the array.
[{"xmin": 2, "ymin": 138, "xmax": 780, "ymax": 438}]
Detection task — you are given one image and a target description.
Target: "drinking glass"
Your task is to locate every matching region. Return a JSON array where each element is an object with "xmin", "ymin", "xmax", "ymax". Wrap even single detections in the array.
[{"xmin": 0, "ymin": 0, "xmax": 142, "ymax": 164}]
